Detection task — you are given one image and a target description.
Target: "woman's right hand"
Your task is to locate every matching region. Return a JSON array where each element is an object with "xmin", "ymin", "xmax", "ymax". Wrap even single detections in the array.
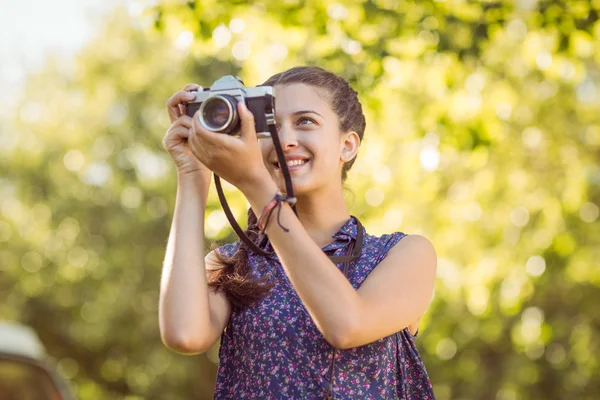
[{"xmin": 163, "ymin": 84, "xmax": 212, "ymax": 179}]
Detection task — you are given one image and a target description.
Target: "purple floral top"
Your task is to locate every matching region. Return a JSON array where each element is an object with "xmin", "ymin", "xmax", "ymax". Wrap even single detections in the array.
[{"xmin": 214, "ymin": 217, "xmax": 435, "ymax": 399}]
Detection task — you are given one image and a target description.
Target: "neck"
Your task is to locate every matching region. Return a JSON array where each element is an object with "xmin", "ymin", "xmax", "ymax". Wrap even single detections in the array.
[{"xmin": 293, "ymin": 183, "xmax": 351, "ymax": 248}]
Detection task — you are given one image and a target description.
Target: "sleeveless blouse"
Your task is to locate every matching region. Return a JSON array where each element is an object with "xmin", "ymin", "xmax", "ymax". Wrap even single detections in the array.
[{"xmin": 213, "ymin": 217, "xmax": 435, "ymax": 399}]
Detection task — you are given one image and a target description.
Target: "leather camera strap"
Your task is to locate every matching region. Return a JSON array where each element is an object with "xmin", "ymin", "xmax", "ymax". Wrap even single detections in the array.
[{"xmin": 326, "ymin": 239, "xmax": 356, "ymax": 399}]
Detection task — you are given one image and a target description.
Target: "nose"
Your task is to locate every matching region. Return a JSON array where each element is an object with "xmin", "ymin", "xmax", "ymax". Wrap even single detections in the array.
[{"xmin": 277, "ymin": 124, "xmax": 298, "ymax": 150}]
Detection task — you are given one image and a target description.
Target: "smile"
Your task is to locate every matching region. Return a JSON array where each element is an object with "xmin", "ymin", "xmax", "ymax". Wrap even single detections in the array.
[{"xmin": 273, "ymin": 159, "xmax": 310, "ymax": 172}]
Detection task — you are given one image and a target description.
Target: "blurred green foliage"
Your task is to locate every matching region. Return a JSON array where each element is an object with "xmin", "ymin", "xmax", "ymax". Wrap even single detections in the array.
[{"xmin": 1, "ymin": 0, "xmax": 599, "ymax": 399}]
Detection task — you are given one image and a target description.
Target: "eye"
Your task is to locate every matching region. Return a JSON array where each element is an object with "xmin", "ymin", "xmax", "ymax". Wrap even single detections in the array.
[{"xmin": 297, "ymin": 117, "xmax": 316, "ymax": 126}]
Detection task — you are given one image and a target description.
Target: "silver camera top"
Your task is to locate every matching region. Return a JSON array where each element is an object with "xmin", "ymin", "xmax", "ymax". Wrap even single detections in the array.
[{"xmin": 190, "ymin": 75, "xmax": 274, "ymax": 103}]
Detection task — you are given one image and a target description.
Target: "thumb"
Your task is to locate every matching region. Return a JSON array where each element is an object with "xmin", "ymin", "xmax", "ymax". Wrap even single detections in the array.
[{"xmin": 238, "ymin": 102, "xmax": 257, "ymax": 142}]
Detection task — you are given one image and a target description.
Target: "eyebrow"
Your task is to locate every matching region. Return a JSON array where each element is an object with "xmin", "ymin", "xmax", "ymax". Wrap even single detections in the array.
[{"xmin": 291, "ymin": 110, "xmax": 324, "ymax": 118}]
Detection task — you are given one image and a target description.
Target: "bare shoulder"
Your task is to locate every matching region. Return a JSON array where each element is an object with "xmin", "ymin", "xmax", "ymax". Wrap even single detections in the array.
[
  {"xmin": 357, "ymin": 233, "xmax": 437, "ymax": 341},
  {"xmin": 386, "ymin": 234, "xmax": 437, "ymax": 273},
  {"xmin": 393, "ymin": 234, "xmax": 436, "ymax": 255}
]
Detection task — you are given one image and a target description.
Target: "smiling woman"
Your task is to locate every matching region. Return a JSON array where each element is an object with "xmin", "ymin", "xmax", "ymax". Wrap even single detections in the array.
[
  {"xmin": 208, "ymin": 68, "xmax": 369, "ymax": 304},
  {"xmin": 159, "ymin": 66, "xmax": 437, "ymax": 399}
]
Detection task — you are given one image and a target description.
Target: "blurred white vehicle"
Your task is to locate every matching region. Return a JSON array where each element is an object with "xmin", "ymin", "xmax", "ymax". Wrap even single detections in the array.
[{"xmin": 0, "ymin": 321, "xmax": 74, "ymax": 400}]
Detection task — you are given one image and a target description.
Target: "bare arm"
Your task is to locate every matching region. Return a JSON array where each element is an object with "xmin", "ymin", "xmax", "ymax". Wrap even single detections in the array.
[
  {"xmin": 159, "ymin": 173, "xmax": 231, "ymax": 354},
  {"xmin": 242, "ymin": 178, "xmax": 436, "ymax": 350}
]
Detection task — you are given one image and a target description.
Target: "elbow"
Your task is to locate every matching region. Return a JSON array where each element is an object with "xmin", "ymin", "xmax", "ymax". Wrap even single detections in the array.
[
  {"xmin": 160, "ymin": 331, "xmax": 210, "ymax": 355},
  {"xmin": 324, "ymin": 315, "xmax": 361, "ymax": 350},
  {"xmin": 328, "ymin": 336, "xmax": 354, "ymax": 350},
  {"xmin": 158, "ymin": 308, "xmax": 214, "ymax": 354},
  {"xmin": 327, "ymin": 330, "xmax": 358, "ymax": 350},
  {"xmin": 328, "ymin": 330, "xmax": 358, "ymax": 350}
]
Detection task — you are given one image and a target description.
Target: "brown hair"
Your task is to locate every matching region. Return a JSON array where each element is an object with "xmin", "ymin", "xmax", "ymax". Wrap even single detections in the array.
[{"xmin": 208, "ymin": 66, "xmax": 366, "ymax": 308}]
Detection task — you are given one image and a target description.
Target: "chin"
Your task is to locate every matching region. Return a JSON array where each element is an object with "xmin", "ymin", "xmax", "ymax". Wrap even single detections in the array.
[{"xmin": 274, "ymin": 176, "xmax": 314, "ymax": 197}]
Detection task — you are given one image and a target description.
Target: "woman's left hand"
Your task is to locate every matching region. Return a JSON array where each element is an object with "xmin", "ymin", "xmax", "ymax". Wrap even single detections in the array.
[{"xmin": 188, "ymin": 101, "xmax": 271, "ymax": 193}]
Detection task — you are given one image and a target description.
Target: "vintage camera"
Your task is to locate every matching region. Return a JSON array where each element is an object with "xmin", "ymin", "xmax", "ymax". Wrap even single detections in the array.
[{"xmin": 185, "ymin": 76, "xmax": 275, "ymax": 138}]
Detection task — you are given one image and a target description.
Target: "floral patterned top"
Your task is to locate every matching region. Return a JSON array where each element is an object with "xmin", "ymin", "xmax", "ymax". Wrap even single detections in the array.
[{"xmin": 213, "ymin": 217, "xmax": 435, "ymax": 399}]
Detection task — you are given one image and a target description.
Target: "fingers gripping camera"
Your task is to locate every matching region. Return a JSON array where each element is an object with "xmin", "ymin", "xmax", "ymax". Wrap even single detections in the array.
[{"xmin": 185, "ymin": 76, "xmax": 275, "ymax": 138}]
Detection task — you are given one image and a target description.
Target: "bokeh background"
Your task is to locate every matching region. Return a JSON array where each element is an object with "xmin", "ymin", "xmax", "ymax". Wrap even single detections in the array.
[{"xmin": 1, "ymin": 0, "xmax": 599, "ymax": 399}]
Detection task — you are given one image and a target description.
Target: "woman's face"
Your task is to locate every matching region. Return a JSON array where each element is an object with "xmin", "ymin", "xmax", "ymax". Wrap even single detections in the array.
[{"xmin": 259, "ymin": 83, "xmax": 347, "ymax": 196}]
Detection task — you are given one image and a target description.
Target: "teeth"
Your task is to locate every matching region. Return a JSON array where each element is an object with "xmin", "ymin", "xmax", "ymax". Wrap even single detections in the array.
[
  {"xmin": 275, "ymin": 160, "xmax": 308, "ymax": 168},
  {"xmin": 275, "ymin": 159, "xmax": 307, "ymax": 168},
  {"xmin": 286, "ymin": 159, "xmax": 307, "ymax": 167}
]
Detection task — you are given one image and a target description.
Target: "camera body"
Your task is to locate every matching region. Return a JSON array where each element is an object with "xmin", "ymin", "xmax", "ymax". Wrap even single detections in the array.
[{"xmin": 185, "ymin": 75, "xmax": 275, "ymax": 138}]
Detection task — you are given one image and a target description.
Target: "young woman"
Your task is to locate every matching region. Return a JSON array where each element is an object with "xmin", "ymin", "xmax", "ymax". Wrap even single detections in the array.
[{"xmin": 160, "ymin": 66, "xmax": 437, "ymax": 399}]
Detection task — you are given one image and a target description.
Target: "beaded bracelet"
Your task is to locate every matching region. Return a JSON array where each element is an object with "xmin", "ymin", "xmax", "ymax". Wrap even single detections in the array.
[{"xmin": 257, "ymin": 191, "xmax": 297, "ymax": 232}]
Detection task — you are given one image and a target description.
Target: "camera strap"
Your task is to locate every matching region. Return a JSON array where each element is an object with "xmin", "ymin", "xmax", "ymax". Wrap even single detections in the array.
[{"xmin": 326, "ymin": 238, "xmax": 355, "ymax": 400}]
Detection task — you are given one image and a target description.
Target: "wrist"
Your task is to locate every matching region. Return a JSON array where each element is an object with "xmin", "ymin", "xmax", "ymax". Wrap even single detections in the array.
[
  {"xmin": 241, "ymin": 175, "xmax": 279, "ymax": 217},
  {"xmin": 238, "ymin": 167, "xmax": 274, "ymax": 196},
  {"xmin": 177, "ymin": 172, "xmax": 210, "ymax": 199},
  {"xmin": 177, "ymin": 170, "xmax": 210, "ymax": 183}
]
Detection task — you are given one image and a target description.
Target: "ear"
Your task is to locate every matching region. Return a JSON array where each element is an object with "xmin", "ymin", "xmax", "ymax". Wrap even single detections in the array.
[{"xmin": 340, "ymin": 131, "xmax": 361, "ymax": 163}]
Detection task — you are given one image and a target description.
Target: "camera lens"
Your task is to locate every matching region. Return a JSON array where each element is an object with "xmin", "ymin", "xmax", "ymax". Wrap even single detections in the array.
[{"xmin": 199, "ymin": 95, "xmax": 238, "ymax": 133}]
